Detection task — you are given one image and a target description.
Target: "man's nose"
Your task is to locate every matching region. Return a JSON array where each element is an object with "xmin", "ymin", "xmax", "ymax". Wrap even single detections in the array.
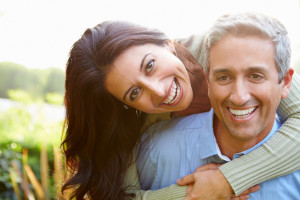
[{"xmin": 229, "ymin": 80, "xmax": 251, "ymax": 106}]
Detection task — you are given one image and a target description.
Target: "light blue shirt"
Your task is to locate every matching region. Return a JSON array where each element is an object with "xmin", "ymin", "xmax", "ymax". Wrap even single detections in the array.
[{"xmin": 137, "ymin": 109, "xmax": 300, "ymax": 199}]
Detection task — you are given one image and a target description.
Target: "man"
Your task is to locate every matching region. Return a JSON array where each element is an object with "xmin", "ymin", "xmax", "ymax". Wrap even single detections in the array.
[{"xmin": 137, "ymin": 12, "xmax": 297, "ymax": 199}]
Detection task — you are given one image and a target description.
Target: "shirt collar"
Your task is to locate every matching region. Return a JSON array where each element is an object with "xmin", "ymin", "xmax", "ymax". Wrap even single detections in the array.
[{"xmin": 199, "ymin": 109, "xmax": 281, "ymax": 161}]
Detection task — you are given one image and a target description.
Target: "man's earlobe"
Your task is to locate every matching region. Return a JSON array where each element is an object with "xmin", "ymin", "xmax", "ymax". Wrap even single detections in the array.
[{"xmin": 281, "ymin": 68, "xmax": 294, "ymax": 99}]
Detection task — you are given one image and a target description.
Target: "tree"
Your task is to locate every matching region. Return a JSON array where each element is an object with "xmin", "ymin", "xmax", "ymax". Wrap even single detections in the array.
[
  {"xmin": 0, "ymin": 62, "xmax": 65, "ymax": 102},
  {"xmin": 44, "ymin": 68, "xmax": 65, "ymax": 95},
  {"xmin": 0, "ymin": 62, "xmax": 28, "ymax": 98}
]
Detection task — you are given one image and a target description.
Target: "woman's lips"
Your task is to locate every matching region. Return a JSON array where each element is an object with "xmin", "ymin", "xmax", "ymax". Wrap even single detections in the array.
[{"xmin": 162, "ymin": 78, "xmax": 181, "ymax": 105}]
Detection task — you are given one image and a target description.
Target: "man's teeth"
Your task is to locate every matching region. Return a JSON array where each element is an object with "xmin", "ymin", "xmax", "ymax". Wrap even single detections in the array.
[
  {"xmin": 164, "ymin": 79, "xmax": 180, "ymax": 104},
  {"xmin": 229, "ymin": 107, "xmax": 255, "ymax": 118}
]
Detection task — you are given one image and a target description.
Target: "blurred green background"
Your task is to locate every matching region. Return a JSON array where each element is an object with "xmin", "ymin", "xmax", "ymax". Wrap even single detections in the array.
[{"xmin": 0, "ymin": 62, "xmax": 65, "ymax": 200}]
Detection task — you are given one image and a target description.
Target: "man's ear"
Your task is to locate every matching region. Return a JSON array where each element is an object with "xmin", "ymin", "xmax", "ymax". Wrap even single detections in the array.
[
  {"xmin": 281, "ymin": 68, "xmax": 294, "ymax": 99},
  {"xmin": 203, "ymin": 71, "xmax": 211, "ymax": 96}
]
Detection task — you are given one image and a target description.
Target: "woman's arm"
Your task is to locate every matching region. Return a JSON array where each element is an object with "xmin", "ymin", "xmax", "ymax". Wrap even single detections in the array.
[{"xmin": 219, "ymin": 73, "xmax": 300, "ymax": 195}]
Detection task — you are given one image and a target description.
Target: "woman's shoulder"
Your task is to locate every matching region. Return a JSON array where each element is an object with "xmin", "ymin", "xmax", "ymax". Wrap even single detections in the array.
[{"xmin": 142, "ymin": 112, "xmax": 171, "ymax": 131}]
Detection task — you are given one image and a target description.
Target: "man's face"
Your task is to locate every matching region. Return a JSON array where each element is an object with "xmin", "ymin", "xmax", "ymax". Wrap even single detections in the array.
[{"xmin": 208, "ymin": 35, "xmax": 292, "ymax": 144}]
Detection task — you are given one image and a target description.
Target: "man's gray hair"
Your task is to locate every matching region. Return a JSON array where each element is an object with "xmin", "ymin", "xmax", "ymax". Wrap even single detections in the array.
[{"xmin": 199, "ymin": 12, "xmax": 290, "ymax": 82}]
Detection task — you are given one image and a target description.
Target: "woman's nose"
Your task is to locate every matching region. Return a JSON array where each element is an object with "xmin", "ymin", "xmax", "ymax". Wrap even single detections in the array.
[
  {"xmin": 147, "ymin": 82, "xmax": 166, "ymax": 98},
  {"xmin": 140, "ymin": 79, "xmax": 166, "ymax": 98}
]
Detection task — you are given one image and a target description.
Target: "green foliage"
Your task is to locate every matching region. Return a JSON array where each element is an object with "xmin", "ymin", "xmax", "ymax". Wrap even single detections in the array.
[
  {"xmin": 0, "ymin": 104, "xmax": 64, "ymax": 199},
  {"xmin": 45, "ymin": 93, "xmax": 64, "ymax": 105},
  {"xmin": 0, "ymin": 62, "xmax": 65, "ymax": 199},
  {"xmin": 0, "ymin": 106, "xmax": 62, "ymax": 151},
  {"xmin": 0, "ymin": 62, "xmax": 65, "ymax": 104},
  {"xmin": 7, "ymin": 89, "xmax": 33, "ymax": 104},
  {"xmin": 0, "ymin": 144, "xmax": 22, "ymax": 200},
  {"xmin": 0, "ymin": 62, "xmax": 28, "ymax": 98},
  {"xmin": 44, "ymin": 68, "xmax": 65, "ymax": 95}
]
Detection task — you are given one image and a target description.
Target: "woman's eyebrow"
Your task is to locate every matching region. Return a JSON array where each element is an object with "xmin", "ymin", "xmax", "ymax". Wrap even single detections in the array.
[
  {"xmin": 123, "ymin": 53, "xmax": 152, "ymax": 101},
  {"xmin": 123, "ymin": 86, "xmax": 134, "ymax": 101},
  {"xmin": 140, "ymin": 53, "xmax": 151, "ymax": 71}
]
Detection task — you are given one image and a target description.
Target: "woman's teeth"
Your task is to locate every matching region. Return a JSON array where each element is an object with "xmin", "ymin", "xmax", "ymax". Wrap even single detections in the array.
[
  {"xmin": 163, "ymin": 79, "xmax": 180, "ymax": 105},
  {"xmin": 229, "ymin": 107, "xmax": 256, "ymax": 119}
]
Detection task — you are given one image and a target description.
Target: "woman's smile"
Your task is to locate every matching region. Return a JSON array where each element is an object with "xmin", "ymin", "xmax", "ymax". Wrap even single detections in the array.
[
  {"xmin": 161, "ymin": 78, "xmax": 182, "ymax": 105},
  {"xmin": 105, "ymin": 43, "xmax": 193, "ymax": 113}
]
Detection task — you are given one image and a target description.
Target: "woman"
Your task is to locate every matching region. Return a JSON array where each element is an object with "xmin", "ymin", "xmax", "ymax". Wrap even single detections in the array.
[{"xmin": 62, "ymin": 20, "xmax": 300, "ymax": 200}]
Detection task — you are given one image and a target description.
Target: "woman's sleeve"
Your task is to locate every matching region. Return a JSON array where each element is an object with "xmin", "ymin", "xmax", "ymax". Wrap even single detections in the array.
[
  {"xmin": 123, "ymin": 153, "xmax": 187, "ymax": 200},
  {"xmin": 219, "ymin": 73, "xmax": 300, "ymax": 195}
]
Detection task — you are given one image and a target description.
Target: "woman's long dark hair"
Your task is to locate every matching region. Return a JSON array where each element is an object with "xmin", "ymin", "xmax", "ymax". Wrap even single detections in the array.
[{"xmin": 61, "ymin": 21, "xmax": 198, "ymax": 200}]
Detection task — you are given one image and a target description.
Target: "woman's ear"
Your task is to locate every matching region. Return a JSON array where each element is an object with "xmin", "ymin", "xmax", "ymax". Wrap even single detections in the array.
[{"xmin": 166, "ymin": 40, "xmax": 176, "ymax": 55}]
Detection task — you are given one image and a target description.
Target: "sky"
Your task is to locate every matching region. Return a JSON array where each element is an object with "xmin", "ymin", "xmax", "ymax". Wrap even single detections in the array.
[{"xmin": 0, "ymin": 0, "xmax": 300, "ymax": 70}]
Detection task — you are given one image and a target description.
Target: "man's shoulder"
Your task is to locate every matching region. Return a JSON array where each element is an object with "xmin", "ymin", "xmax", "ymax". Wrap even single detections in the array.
[{"xmin": 145, "ymin": 111, "xmax": 211, "ymax": 134}]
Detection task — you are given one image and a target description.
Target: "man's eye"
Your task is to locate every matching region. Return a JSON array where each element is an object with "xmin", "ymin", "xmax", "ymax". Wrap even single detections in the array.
[
  {"xmin": 250, "ymin": 73, "xmax": 264, "ymax": 80},
  {"xmin": 130, "ymin": 88, "xmax": 140, "ymax": 101},
  {"xmin": 145, "ymin": 60, "xmax": 154, "ymax": 73},
  {"xmin": 217, "ymin": 75, "xmax": 229, "ymax": 81}
]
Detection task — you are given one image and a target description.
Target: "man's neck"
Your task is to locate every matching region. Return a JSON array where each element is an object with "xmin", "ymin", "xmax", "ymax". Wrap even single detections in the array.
[{"xmin": 213, "ymin": 114, "xmax": 275, "ymax": 160}]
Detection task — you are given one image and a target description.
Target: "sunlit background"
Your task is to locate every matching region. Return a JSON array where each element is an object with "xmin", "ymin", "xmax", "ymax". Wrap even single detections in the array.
[
  {"xmin": 1, "ymin": 0, "xmax": 300, "ymax": 70},
  {"xmin": 0, "ymin": 0, "xmax": 299, "ymax": 199}
]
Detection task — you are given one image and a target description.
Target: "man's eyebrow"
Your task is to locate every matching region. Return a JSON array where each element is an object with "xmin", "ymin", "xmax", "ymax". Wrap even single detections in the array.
[
  {"xmin": 212, "ymin": 66, "xmax": 269, "ymax": 75},
  {"xmin": 140, "ymin": 53, "xmax": 151, "ymax": 72},
  {"xmin": 247, "ymin": 66, "xmax": 269, "ymax": 73},
  {"xmin": 211, "ymin": 68, "xmax": 230, "ymax": 75}
]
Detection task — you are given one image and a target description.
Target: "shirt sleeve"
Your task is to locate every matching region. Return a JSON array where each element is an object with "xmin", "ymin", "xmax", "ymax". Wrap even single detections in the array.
[{"xmin": 219, "ymin": 73, "xmax": 300, "ymax": 195}]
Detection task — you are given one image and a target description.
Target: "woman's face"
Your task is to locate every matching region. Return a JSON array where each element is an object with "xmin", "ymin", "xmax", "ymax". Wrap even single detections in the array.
[{"xmin": 105, "ymin": 43, "xmax": 193, "ymax": 113}]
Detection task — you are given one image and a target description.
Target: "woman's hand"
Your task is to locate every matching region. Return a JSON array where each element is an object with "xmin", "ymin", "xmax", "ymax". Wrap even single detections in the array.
[{"xmin": 176, "ymin": 163, "xmax": 259, "ymax": 200}]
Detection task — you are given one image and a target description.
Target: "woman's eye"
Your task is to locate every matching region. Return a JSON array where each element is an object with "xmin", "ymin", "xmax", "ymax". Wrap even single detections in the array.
[
  {"xmin": 130, "ymin": 88, "xmax": 140, "ymax": 101},
  {"xmin": 145, "ymin": 60, "xmax": 154, "ymax": 73}
]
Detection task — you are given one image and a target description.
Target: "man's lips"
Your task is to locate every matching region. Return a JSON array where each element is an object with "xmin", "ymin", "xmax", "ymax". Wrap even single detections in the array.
[{"xmin": 228, "ymin": 107, "xmax": 257, "ymax": 119}]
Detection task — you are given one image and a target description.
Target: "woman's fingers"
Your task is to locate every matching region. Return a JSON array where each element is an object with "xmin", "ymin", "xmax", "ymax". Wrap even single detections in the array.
[
  {"xmin": 238, "ymin": 185, "xmax": 260, "ymax": 195},
  {"xmin": 177, "ymin": 174, "xmax": 194, "ymax": 185},
  {"xmin": 194, "ymin": 163, "xmax": 221, "ymax": 172},
  {"xmin": 231, "ymin": 194, "xmax": 250, "ymax": 200},
  {"xmin": 177, "ymin": 163, "xmax": 221, "ymax": 185}
]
